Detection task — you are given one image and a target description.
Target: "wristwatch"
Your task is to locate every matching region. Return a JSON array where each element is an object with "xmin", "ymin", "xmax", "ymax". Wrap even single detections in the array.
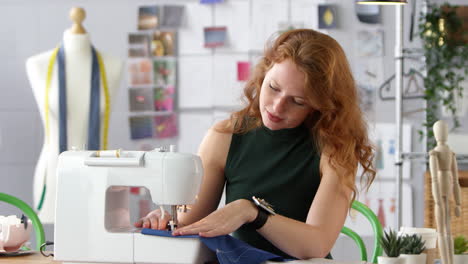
[{"xmin": 248, "ymin": 196, "xmax": 275, "ymax": 230}]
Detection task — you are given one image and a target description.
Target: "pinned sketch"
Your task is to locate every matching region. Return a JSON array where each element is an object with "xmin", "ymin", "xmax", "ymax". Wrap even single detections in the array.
[
  {"xmin": 369, "ymin": 123, "xmax": 412, "ymax": 179},
  {"xmin": 204, "ymin": 27, "xmax": 227, "ymax": 48},
  {"xmin": 153, "ymin": 58, "xmax": 176, "ymax": 87},
  {"xmin": 358, "ymin": 84, "xmax": 376, "ymax": 118},
  {"xmin": 129, "ymin": 88, "xmax": 153, "ymax": 112},
  {"xmin": 154, "ymin": 114, "xmax": 178, "ymax": 138},
  {"xmin": 318, "ymin": 5, "xmax": 338, "ymax": 29},
  {"xmin": 128, "ymin": 59, "xmax": 153, "ymax": 86},
  {"xmin": 237, "ymin": 61, "xmax": 250, "ymax": 81},
  {"xmin": 354, "ymin": 58, "xmax": 385, "ymax": 89},
  {"xmin": 356, "ymin": 30, "xmax": 384, "ymax": 57},
  {"xmin": 345, "ymin": 181, "xmax": 413, "ymax": 236},
  {"xmin": 160, "ymin": 5, "xmax": 185, "ymax": 28},
  {"xmin": 129, "ymin": 116, "xmax": 153, "ymax": 140},
  {"xmin": 151, "ymin": 31, "xmax": 176, "ymax": 57},
  {"xmin": 154, "ymin": 87, "xmax": 174, "ymax": 111},
  {"xmin": 128, "ymin": 33, "xmax": 150, "ymax": 57},
  {"xmin": 138, "ymin": 6, "xmax": 160, "ymax": 30}
]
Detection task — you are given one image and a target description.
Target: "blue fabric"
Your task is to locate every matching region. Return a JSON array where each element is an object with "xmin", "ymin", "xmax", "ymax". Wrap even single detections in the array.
[
  {"xmin": 141, "ymin": 228, "xmax": 290, "ymax": 264},
  {"xmin": 57, "ymin": 46, "xmax": 67, "ymax": 154},
  {"xmin": 57, "ymin": 45, "xmax": 101, "ymax": 153}
]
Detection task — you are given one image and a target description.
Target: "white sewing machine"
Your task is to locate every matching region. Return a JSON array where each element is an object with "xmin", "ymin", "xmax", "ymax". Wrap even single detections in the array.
[{"xmin": 54, "ymin": 147, "xmax": 216, "ymax": 264}]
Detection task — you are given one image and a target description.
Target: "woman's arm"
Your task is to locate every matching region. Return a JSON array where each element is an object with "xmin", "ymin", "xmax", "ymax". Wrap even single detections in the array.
[
  {"xmin": 174, "ymin": 150, "xmax": 353, "ymax": 260},
  {"xmin": 134, "ymin": 121, "xmax": 231, "ymax": 229},
  {"xmin": 178, "ymin": 121, "xmax": 232, "ymax": 226},
  {"xmin": 257, "ymin": 152, "xmax": 352, "ymax": 259}
]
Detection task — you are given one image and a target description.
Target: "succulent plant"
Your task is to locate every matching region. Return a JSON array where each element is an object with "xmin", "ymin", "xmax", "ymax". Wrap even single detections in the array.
[
  {"xmin": 400, "ymin": 234, "xmax": 426, "ymax": 254},
  {"xmin": 380, "ymin": 229, "xmax": 404, "ymax": 257},
  {"xmin": 454, "ymin": 235, "xmax": 468, "ymax": 255}
]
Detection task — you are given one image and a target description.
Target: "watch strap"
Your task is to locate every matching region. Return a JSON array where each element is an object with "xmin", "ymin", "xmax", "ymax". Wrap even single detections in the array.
[{"xmin": 248, "ymin": 207, "xmax": 269, "ymax": 230}]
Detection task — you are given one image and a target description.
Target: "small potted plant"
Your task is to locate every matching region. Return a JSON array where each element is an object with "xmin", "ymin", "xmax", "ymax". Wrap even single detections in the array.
[
  {"xmin": 378, "ymin": 229, "xmax": 404, "ymax": 264},
  {"xmin": 454, "ymin": 235, "xmax": 468, "ymax": 264},
  {"xmin": 399, "ymin": 234, "xmax": 427, "ymax": 264}
]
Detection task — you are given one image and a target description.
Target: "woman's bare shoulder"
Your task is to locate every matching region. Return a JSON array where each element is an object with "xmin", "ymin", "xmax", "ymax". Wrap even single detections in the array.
[{"xmin": 198, "ymin": 120, "xmax": 233, "ymax": 168}]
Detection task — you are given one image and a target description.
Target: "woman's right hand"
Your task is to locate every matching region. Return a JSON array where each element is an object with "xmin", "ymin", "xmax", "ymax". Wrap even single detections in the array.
[{"xmin": 133, "ymin": 209, "xmax": 172, "ymax": 230}]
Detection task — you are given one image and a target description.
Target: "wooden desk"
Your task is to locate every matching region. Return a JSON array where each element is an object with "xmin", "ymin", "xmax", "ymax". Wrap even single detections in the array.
[{"xmin": 0, "ymin": 252, "xmax": 61, "ymax": 264}]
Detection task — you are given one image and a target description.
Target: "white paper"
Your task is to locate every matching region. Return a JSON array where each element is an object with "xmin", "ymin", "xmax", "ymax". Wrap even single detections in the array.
[
  {"xmin": 369, "ymin": 122, "xmax": 412, "ymax": 179},
  {"xmin": 250, "ymin": 0, "xmax": 288, "ymax": 51},
  {"xmin": 212, "ymin": 54, "xmax": 249, "ymax": 107},
  {"xmin": 178, "ymin": 55, "xmax": 213, "ymax": 108},
  {"xmin": 291, "ymin": 0, "xmax": 325, "ymax": 29},
  {"xmin": 214, "ymin": 0, "xmax": 250, "ymax": 52},
  {"xmin": 178, "ymin": 3, "xmax": 212, "ymax": 55},
  {"xmin": 177, "ymin": 112, "xmax": 214, "ymax": 154},
  {"xmin": 355, "ymin": 29, "xmax": 384, "ymax": 57},
  {"xmin": 354, "ymin": 57, "xmax": 385, "ymax": 90}
]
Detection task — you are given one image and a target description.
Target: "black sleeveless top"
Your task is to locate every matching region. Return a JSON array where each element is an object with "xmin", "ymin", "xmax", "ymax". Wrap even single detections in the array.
[{"xmin": 225, "ymin": 123, "xmax": 322, "ymax": 258}]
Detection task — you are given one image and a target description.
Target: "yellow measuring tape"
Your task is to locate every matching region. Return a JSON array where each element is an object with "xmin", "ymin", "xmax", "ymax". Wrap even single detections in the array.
[{"xmin": 44, "ymin": 46, "xmax": 110, "ymax": 151}]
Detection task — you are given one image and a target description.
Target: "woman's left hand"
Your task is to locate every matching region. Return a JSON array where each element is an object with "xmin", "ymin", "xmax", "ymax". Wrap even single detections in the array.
[{"xmin": 172, "ymin": 199, "xmax": 257, "ymax": 237}]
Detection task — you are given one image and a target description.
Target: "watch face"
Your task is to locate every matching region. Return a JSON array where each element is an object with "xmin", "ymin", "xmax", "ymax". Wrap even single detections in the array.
[{"xmin": 252, "ymin": 196, "xmax": 276, "ymax": 215}]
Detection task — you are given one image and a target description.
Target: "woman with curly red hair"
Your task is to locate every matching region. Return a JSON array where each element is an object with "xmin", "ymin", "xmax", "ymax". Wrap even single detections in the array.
[{"xmin": 135, "ymin": 28, "xmax": 376, "ymax": 260}]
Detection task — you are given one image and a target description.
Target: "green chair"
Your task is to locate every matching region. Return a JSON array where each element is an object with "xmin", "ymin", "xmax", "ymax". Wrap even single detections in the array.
[
  {"xmin": 340, "ymin": 200, "xmax": 383, "ymax": 263},
  {"xmin": 0, "ymin": 192, "xmax": 45, "ymax": 251}
]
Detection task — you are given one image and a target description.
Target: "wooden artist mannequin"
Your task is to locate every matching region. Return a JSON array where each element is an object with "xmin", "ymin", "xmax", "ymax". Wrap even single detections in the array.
[
  {"xmin": 429, "ymin": 120, "xmax": 462, "ymax": 264},
  {"xmin": 26, "ymin": 7, "xmax": 123, "ymax": 223}
]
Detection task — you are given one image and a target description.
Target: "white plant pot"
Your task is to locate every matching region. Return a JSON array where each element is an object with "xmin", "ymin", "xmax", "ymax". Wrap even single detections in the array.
[
  {"xmin": 377, "ymin": 256, "xmax": 403, "ymax": 264},
  {"xmin": 400, "ymin": 253, "xmax": 427, "ymax": 264},
  {"xmin": 454, "ymin": 254, "xmax": 468, "ymax": 264}
]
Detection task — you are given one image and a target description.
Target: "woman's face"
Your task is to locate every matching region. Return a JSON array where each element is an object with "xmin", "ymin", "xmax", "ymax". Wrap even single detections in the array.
[{"xmin": 259, "ymin": 59, "xmax": 312, "ymax": 130}]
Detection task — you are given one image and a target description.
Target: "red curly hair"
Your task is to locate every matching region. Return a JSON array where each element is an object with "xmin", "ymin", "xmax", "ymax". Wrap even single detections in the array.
[{"xmin": 219, "ymin": 29, "xmax": 375, "ymax": 203}]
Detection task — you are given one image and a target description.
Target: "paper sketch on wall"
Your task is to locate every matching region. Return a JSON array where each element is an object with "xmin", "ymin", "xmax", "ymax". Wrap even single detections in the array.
[
  {"xmin": 138, "ymin": 6, "xmax": 160, "ymax": 30},
  {"xmin": 160, "ymin": 5, "xmax": 185, "ymax": 28},
  {"xmin": 154, "ymin": 114, "xmax": 178, "ymax": 138},
  {"xmin": 128, "ymin": 58, "xmax": 153, "ymax": 86},
  {"xmin": 355, "ymin": 30, "xmax": 384, "ymax": 57},
  {"xmin": 318, "ymin": 5, "xmax": 338, "ymax": 29},
  {"xmin": 237, "ymin": 61, "xmax": 250, "ymax": 81},
  {"xmin": 128, "ymin": 33, "xmax": 150, "ymax": 57},
  {"xmin": 345, "ymin": 181, "xmax": 413, "ymax": 236},
  {"xmin": 154, "ymin": 86, "xmax": 174, "ymax": 111},
  {"xmin": 152, "ymin": 31, "xmax": 176, "ymax": 57},
  {"xmin": 129, "ymin": 88, "xmax": 153, "ymax": 112},
  {"xmin": 153, "ymin": 57, "xmax": 176, "ymax": 87},
  {"xmin": 204, "ymin": 27, "xmax": 227, "ymax": 48},
  {"xmin": 129, "ymin": 116, "xmax": 153, "ymax": 140},
  {"xmin": 354, "ymin": 58, "xmax": 384, "ymax": 119},
  {"xmin": 370, "ymin": 122, "xmax": 412, "ymax": 179}
]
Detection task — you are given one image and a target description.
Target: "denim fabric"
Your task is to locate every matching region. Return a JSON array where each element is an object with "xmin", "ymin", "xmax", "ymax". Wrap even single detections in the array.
[{"xmin": 141, "ymin": 229, "xmax": 290, "ymax": 264}]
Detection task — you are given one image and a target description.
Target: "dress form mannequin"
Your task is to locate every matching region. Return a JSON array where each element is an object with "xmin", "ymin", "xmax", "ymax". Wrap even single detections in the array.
[
  {"xmin": 26, "ymin": 7, "xmax": 123, "ymax": 224},
  {"xmin": 429, "ymin": 120, "xmax": 462, "ymax": 264}
]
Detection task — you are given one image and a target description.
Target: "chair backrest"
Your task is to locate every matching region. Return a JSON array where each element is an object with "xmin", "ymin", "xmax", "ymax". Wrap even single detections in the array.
[
  {"xmin": 340, "ymin": 200, "xmax": 383, "ymax": 264},
  {"xmin": 0, "ymin": 192, "xmax": 45, "ymax": 250}
]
